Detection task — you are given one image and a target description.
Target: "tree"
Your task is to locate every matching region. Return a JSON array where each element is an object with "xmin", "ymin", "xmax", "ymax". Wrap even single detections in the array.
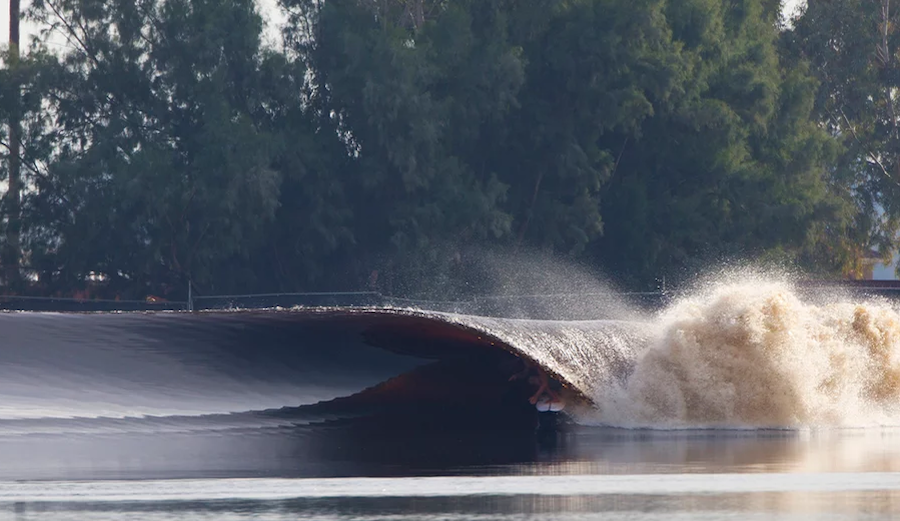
[
  {"xmin": 0, "ymin": 44, "xmax": 60, "ymax": 292},
  {"xmin": 0, "ymin": 0, "xmax": 851, "ymax": 300},
  {"xmin": 284, "ymin": 0, "xmax": 844, "ymax": 291},
  {"xmin": 25, "ymin": 0, "xmax": 286, "ymax": 297},
  {"xmin": 497, "ymin": 0, "xmax": 685, "ymax": 256},
  {"xmin": 287, "ymin": 0, "xmax": 520, "ymax": 291},
  {"xmin": 787, "ymin": 0, "xmax": 900, "ymax": 276},
  {"xmin": 591, "ymin": 0, "xmax": 843, "ymax": 286},
  {"xmin": 3, "ymin": 0, "xmax": 22, "ymax": 289},
  {"xmin": 210, "ymin": 52, "xmax": 356, "ymax": 293}
]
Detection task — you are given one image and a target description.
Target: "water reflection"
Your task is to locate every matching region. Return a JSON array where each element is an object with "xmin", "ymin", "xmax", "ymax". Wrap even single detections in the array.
[
  {"xmin": 3, "ymin": 423, "xmax": 900, "ymax": 520},
  {"xmin": 2, "ymin": 424, "xmax": 900, "ymax": 481},
  {"xmin": 549, "ymin": 428, "xmax": 900, "ymax": 474},
  {"xmin": 6, "ymin": 490, "xmax": 900, "ymax": 521}
]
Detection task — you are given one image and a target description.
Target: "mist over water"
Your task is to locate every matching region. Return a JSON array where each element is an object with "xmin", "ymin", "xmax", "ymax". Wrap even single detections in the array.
[
  {"xmin": 387, "ymin": 247, "xmax": 651, "ymax": 320},
  {"xmin": 586, "ymin": 273, "xmax": 900, "ymax": 429}
]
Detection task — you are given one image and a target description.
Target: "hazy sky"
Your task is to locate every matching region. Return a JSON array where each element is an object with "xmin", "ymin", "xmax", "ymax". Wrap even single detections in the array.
[
  {"xmin": 783, "ymin": 0, "xmax": 806, "ymax": 19},
  {"xmin": 0, "ymin": 0, "xmax": 284, "ymax": 51}
]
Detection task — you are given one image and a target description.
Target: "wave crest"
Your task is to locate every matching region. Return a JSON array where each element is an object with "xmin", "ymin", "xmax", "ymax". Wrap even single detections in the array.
[{"xmin": 595, "ymin": 281, "xmax": 900, "ymax": 428}]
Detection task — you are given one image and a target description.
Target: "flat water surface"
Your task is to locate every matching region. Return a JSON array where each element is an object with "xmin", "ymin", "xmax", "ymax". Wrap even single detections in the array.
[{"xmin": 2, "ymin": 426, "xmax": 899, "ymax": 520}]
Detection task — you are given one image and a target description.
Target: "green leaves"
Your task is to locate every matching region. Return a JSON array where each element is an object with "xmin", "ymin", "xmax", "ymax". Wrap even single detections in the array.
[
  {"xmin": 788, "ymin": 0, "xmax": 900, "ymax": 275},
  {"xmin": 592, "ymin": 0, "xmax": 840, "ymax": 286},
  {"xmin": 22, "ymin": 0, "xmax": 294, "ymax": 295},
  {"xmin": 294, "ymin": 0, "xmax": 525, "ymax": 275},
  {"xmin": 0, "ymin": 0, "xmax": 852, "ymax": 297}
]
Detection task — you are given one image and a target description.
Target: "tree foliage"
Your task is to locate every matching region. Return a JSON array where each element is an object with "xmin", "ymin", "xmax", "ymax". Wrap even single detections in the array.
[
  {"xmin": 787, "ymin": 0, "xmax": 900, "ymax": 277},
  {"xmin": 21, "ymin": 0, "xmax": 352, "ymax": 297},
  {"xmin": 594, "ymin": 0, "xmax": 844, "ymax": 285},
  {"xmin": 0, "ymin": 0, "xmax": 861, "ymax": 299}
]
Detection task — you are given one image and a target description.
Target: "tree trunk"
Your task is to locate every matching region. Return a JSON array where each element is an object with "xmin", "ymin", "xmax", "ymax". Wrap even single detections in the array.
[
  {"xmin": 5, "ymin": 0, "xmax": 21, "ymax": 289},
  {"xmin": 516, "ymin": 170, "xmax": 545, "ymax": 245}
]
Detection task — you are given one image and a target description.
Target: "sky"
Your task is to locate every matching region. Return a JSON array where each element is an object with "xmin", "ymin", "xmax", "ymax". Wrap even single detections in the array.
[
  {"xmin": 783, "ymin": 0, "xmax": 806, "ymax": 19},
  {"xmin": 0, "ymin": 0, "xmax": 285, "ymax": 51}
]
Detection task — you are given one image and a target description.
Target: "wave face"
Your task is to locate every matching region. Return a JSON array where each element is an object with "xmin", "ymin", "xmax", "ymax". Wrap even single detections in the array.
[
  {"xmin": 434, "ymin": 314, "xmax": 647, "ymax": 406},
  {"xmin": 592, "ymin": 280, "xmax": 900, "ymax": 429},
  {"xmin": 0, "ymin": 309, "xmax": 649, "ymax": 435},
  {"xmin": 4, "ymin": 278, "xmax": 900, "ymax": 433},
  {"xmin": 0, "ymin": 312, "xmax": 428, "ymax": 421}
]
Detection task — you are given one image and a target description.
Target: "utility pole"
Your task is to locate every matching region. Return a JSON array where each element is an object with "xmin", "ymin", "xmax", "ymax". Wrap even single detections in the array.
[{"xmin": 5, "ymin": 0, "xmax": 21, "ymax": 290}]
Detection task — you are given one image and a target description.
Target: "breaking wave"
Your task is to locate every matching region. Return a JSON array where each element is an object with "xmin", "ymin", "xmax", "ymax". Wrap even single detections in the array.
[
  {"xmin": 590, "ymin": 278, "xmax": 900, "ymax": 429},
  {"xmin": 2, "ymin": 274, "xmax": 900, "ymax": 433}
]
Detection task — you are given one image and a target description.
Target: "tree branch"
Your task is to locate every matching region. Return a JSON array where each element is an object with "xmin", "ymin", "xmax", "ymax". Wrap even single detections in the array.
[
  {"xmin": 43, "ymin": 0, "xmax": 100, "ymax": 68},
  {"xmin": 881, "ymin": 0, "xmax": 898, "ymax": 139},
  {"xmin": 516, "ymin": 170, "xmax": 545, "ymax": 244},
  {"xmin": 0, "ymin": 138, "xmax": 46, "ymax": 179},
  {"xmin": 611, "ymin": 137, "xmax": 629, "ymax": 179},
  {"xmin": 829, "ymin": 107, "xmax": 900, "ymax": 187}
]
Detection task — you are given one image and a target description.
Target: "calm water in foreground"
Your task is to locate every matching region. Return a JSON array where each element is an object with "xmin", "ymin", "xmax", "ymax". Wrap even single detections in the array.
[{"xmin": 1, "ymin": 425, "xmax": 899, "ymax": 520}]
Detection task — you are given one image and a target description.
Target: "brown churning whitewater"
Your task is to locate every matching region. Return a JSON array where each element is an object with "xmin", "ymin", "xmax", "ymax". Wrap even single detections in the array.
[{"xmin": 593, "ymin": 281, "xmax": 900, "ymax": 429}]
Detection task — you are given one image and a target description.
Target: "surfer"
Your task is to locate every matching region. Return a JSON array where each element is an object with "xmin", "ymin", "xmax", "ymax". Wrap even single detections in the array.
[{"xmin": 509, "ymin": 359, "xmax": 566, "ymax": 412}]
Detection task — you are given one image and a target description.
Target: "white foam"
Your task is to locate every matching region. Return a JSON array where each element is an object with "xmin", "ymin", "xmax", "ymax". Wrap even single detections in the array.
[{"xmin": 588, "ymin": 277, "xmax": 900, "ymax": 429}]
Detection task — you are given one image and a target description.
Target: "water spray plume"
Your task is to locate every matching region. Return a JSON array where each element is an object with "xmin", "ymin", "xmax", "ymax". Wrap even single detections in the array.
[
  {"xmin": 590, "ymin": 273, "xmax": 900, "ymax": 429},
  {"xmin": 447, "ymin": 247, "xmax": 648, "ymax": 320}
]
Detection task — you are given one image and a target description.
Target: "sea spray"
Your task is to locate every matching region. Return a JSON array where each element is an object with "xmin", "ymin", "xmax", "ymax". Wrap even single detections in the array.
[{"xmin": 591, "ymin": 278, "xmax": 900, "ymax": 429}]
